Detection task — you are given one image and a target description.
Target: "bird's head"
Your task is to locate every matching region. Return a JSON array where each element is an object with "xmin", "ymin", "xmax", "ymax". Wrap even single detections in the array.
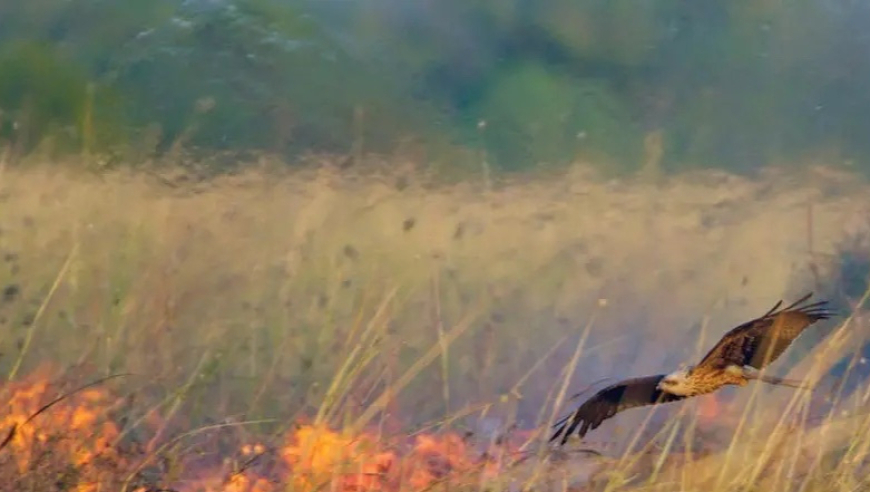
[{"xmin": 657, "ymin": 367, "xmax": 695, "ymax": 396}]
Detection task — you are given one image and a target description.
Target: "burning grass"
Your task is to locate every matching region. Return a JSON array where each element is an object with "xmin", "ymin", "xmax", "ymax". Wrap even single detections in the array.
[
  {"xmin": 4, "ymin": 354, "xmax": 870, "ymax": 491},
  {"xmin": 0, "ymin": 159, "xmax": 870, "ymax": 490},
  {"xmin": 0, "ymin": 366, "xmax": 531, "ymax": 491}
]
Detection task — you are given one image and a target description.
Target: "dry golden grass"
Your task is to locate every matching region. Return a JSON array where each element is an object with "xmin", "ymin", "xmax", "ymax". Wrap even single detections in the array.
[{"xmin": 0, "ymin": 159, "xmax": 870, "ymax": 491}]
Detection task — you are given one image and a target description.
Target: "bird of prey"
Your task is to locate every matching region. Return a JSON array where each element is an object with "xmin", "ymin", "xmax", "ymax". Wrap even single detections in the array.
[{"xmin": 550, "ymin": 293, "xmax": 834, "ymax": 445}]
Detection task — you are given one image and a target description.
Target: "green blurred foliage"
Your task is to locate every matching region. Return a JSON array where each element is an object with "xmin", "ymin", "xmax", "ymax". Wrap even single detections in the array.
[
  {"xmin": 0, "ymin": 0, "xmax": 869, "ymax": 174},
  {"xmin": 470, "ymin": 62, "xmax": 641, "ymax": 171},
  {"xmin": 532, "ymin": 0, "xmax": 673, "ymax": 68},
  {"xmin": 0, "ymin": 41, "xmax": 91, "ymax": 154},
  {"xmin": 109, "ymin": 0, "xmax": 446, "ymax": 157}
]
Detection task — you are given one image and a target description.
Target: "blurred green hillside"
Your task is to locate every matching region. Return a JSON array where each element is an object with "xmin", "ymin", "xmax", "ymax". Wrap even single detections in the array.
[{"xmin": 1, "ymin": 0, "xmax": 869, "ymax": 174}]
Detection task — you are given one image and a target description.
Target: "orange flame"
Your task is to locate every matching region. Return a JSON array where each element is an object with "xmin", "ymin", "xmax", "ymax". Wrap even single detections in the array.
[
  {"xmin": 281, "ymin": 423, "xmax": 397, "ymax": 492},
  {"xmin": 0, "ymin": 370, "xmax": 523, "ymax": 492},
  {"xmin": 0, "ymin": 371, "xmax": 124, "ymax": 491}
]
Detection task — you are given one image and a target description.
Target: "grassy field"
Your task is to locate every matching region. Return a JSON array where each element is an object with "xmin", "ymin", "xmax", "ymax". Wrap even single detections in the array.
[{"xmin": 0, "ymin": 160, "xmax": 869, "ymax": 491}]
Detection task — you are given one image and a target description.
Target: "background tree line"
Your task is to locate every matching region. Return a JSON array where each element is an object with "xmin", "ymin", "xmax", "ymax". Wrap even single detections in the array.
[{"xmin": 1, "ymin": 0, "xmax": 869, "ymax": 175}]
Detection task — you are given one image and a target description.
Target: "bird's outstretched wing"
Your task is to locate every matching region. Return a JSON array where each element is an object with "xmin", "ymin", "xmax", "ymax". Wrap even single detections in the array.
[
  {"xmin": 550, "ymin": 374, "xmax": 689, "ymax": 445},
  {"xmin": 695, "ymin": 292, "xmax": 834, "ymax": 371}
]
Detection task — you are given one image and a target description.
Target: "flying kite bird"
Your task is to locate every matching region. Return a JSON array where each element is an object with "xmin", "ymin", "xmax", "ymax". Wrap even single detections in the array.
[{"xmin": 550, "ymin": 293, "xmax": 834, "ymax": 445}]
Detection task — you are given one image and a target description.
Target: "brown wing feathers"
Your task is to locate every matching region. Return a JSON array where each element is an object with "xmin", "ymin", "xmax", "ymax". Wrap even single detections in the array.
[
  {"xmin": 696, "ymin": 292, "xmax": 834, "ymax": 370},
  {"xmin": 745, "ymin": 297, "xmax": 832, "ymax": 369},
  {"xmin": 549, "ymin": 375, "xmax": 688, "ymax": 445}
]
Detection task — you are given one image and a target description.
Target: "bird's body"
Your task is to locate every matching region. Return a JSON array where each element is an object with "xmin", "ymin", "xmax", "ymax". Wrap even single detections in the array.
[
  {"xmin": 550, "ymin": 293, "xmax": 834, "ymax": 445},
  {"xmin": 660, "ymin": 364, "xmax": 749, "ymax": 397}
]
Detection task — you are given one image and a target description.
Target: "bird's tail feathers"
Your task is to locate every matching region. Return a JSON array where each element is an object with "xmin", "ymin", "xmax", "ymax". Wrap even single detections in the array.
[{"xmin": 745, "ymin": 370, "xmax": 814, "ymax": 391}]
